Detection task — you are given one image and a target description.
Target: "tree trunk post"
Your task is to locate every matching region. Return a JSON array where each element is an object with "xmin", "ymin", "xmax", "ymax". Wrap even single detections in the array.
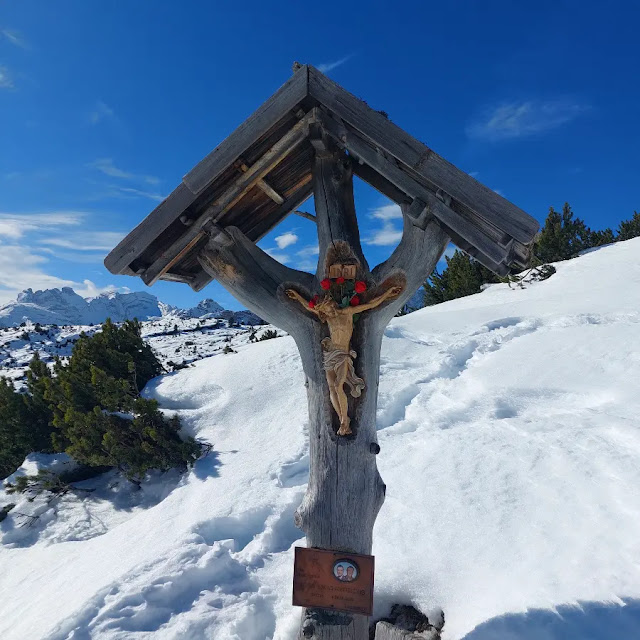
[{"xmin": 198, "ymin": 137, "xmax": 449, "ymax": 640}]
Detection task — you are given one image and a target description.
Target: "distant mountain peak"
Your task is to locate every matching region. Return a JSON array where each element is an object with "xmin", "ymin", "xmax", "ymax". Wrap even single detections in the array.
[
  {"xmin": 0, "ymin": 288, "xmax": 162, "ymax": 327},
  {"xmin": 0, "ymin": 287, "xmax": 254, "ymax": 328}
]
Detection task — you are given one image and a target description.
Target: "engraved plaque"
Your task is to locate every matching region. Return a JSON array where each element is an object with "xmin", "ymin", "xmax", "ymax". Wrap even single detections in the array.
[{"xmin": 292, "ymin": 547, "xmax": 374, "ymax": 615}]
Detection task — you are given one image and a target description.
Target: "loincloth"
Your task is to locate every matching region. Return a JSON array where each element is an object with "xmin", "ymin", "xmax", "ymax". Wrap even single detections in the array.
[{"xmin": 321, "ymin": 339, "xmax": 365, "ymax": 398}]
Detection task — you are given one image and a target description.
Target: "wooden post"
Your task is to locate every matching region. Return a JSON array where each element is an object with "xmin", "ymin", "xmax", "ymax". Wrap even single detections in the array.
[{"xmin": 198, "ymin": 138, "xmax": 449, "ymax": 640}]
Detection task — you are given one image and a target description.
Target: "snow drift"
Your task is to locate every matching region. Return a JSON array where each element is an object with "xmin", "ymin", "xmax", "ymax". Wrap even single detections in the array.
[{"xmin": 1, "ymin": 238, "xmax": 640, "ymax": 639}]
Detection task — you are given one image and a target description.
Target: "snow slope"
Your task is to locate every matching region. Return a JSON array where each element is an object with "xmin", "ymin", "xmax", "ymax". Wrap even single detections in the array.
[{"xmin": 2, "ymin": 238, "xmax": 640, "ymax": 639}]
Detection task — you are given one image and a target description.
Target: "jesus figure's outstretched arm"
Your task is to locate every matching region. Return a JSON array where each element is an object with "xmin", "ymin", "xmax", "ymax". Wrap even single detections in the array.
[
  {"xmin": 285, "ymin": 289, "xmax": 319, "ymax": 317},
  {"xmin": 349, "ymin": 285, "xmax": 404, "ymax": 313}
]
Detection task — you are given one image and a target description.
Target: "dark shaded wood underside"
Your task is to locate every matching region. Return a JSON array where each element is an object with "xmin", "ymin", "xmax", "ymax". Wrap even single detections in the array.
[{"xmin": 104, "ymin": 65, "xmax": 539, "ymax": 290}]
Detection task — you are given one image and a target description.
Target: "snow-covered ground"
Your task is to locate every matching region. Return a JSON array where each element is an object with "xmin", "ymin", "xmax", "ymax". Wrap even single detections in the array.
[
  {"xmin": 2, "ymin": 238, "xmax": 640, "ymax": 639},
  {"xmin": 0, "ymin": 317, "xmax": 281, "ymax": 387}
]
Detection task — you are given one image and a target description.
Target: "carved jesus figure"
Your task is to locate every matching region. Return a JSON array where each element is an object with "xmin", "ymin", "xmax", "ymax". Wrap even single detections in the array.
[{"xmin": 286, "ymin": 284, "xmax": 403, "ymax": 435}]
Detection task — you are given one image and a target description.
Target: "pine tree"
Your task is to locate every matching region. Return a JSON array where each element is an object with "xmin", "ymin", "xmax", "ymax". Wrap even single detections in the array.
[
  {"xmin": 590, "ymin": 228, "xmax": 615, "ymax": 247},
  {"xmin": 0, "ymin": 378, "xmax": 29, "ymax": 478},
  {"xmin": 423, "ymin": 250, "xmax": 500, "ymax": 306},
  {"xmin": 50, "ymin": 318, "xmax": 200, "ymax": 480},
  {"xmin": 535, "ymin": 203, "xmax": 593, "ymax": 262},
  {"xmin": 617, "ymin": 211, "xmax": 640, "ymax": 241},
  {"xmin": 23, "ymin": 353, "xmax": 55, "ymax": 453}
]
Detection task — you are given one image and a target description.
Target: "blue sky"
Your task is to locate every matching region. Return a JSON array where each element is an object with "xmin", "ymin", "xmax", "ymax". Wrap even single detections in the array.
[{"xmin": 1, "ymin": 1, "xmax": 638, "ymax": 310}]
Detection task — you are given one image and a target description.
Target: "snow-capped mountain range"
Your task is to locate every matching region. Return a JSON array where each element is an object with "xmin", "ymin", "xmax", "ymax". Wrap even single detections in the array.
[{"xmin": 0, "ymin": 287, "xmax": 258, "ymax": 327}]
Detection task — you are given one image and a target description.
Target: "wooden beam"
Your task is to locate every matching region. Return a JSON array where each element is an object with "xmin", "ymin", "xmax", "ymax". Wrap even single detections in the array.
[
  {"xmin": 105, "ymin": 182, "xmax": 196, "ymax": 275},
  {"xmin": 189, "ymin": 270, "xmax": 214, "ymax": 292},
  {"xmin": 141, "ymin": 111, "xmax": 315, "ymax": 286},
  {"xmin": 251, "ymin": 177, "xmax": 314, "ymax": 241},
  {"xmin": 320, "ymin": 113, "xmax": 511, "ymax": 267},
  {"xmin": 157, "ymin": 271, "xmax": 193, "ymax": 284},
  {"xmin": 352, "ymin": 161, "xmax": 412, "ymax": 205},
  {"xmin": 308, "ymin": 65, "xmax": 539, "ymax": 244},
  {"xmin": 236, "ymin": 161, "xmax": 284, "ymax": 204},
  {"xmin": 105, "ymin": 67, "xmax": 310, "ymax": 276},
  {"xmin": 183, "ymin": 65, "xmax": 309, "ymax": 195},
  {"xmin": 293, "ymin": 209, "xmax": 316, "ymax": 223}
]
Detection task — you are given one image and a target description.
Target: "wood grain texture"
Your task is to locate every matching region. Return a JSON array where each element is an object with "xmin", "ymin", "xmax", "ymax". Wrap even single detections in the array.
[
  {"xmin": 320, "ymin": 114, "xmax": 510, "ymax": 268},
  {"xmin": 104, "ymin": 182, "xmax": 196, "ymax": 275},
  {"xmin": 184, "ymin": 65, "xmax": 309, "ymax": 195},
  {"xmin": 313, "ymin": 142, "xmax": 368, "ymax": 277},
  {"xmin": 250, "ymin": 178, "xmax": 314, "ymax": 241},
  {"xmin": 237, "ymin": 161, "xmax": 284, "ymax": 203},
  {"xmin": 141, "ymin": 113, "xmax": 314, "ymax": 286},
  {"xmin": 190, "ymin": 149, "xmax": 449, "ymax": 639},
  {"xmin": 308, "ymin": 66, "xmax": 538, "ymax": 244},
  {"xmin": 197, "ymin": 226, "xmax": 314, "ymax": 333}
]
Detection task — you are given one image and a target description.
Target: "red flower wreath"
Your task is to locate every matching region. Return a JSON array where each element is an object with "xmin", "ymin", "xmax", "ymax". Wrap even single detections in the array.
[
  {"xmin": 349, "ymin": 295, "xmax": 360, "ymax": 306},
  {"xmin": 354, "ymin": 280, "xmax": 367, "ymax": 293},
  {"xmin": 320, "ymin": 278, "xmax": 331, "ymax": 290}
]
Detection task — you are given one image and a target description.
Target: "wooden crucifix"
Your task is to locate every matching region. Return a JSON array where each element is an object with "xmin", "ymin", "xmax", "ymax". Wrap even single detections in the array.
[
  {"xmin": 197, "ymin": 136, "xmax": 449, "ymax": 638},
  {"xmin": 105, "ymin": 64, "xmax": 538, "ymax": 640}
]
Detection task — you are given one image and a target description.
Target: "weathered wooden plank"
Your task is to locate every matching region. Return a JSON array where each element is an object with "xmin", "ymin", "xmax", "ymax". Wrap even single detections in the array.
[
  {"xmin": 251, "ymin": 178, "xmax": 314, "ymax": 241},
  {"xmin": 183, "ymin": 65, "xmax": 309, "ymax": 195},
  {"xmin": 442, "ymin": 224, "xmax": 512, "ymax": 276},
  {"xmin": 236, "ymin": 161, "xmax": 284, "ymax": 204},
  {"xmin": 158, "ymin": 272, "xmax": 192, "ymax": 284},
  {"xmin": 141, "ymin": 113, "xmax": 314, "ymax": 286},
  {"xmin": 203, "ymin": 112, "xmax": 313, "ymax": 223},
  {"xmin": 320, "ymin": 114, "xmax": 511, "ymax": 267},
  {"xmin": 352, "ymin": 161, "xmax": 411, "ymax": 205},
  {"xmin": 104, "ymin": 183, "xmax": 195, "ymax": 275},
  {"xmin": 293, "ymin": 208, "xmax": 316, "ymax": 223},
  {"xmin": 188, "ymin": 269, "xmax": 214, "ymax": 292},
  {"xmin": 309, "ymin": 66, "xmax": 538, "ymax": 244}
]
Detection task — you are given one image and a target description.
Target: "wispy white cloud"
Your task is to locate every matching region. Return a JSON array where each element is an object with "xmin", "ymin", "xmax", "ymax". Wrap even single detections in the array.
[
  {"xmin": 89, "ymin": 158, "xmax": 160, "ymax": 185},
  {"xmin": 296, "ymin": 244, "xmax": 319, "ymax": 257},
  {"xmin": 40, "ymin": 248, "xmax": 109, "ymax": 264},
  {"xmin": 89, "ymin": 100, "xmax": 116, "ymax": 125},
  {"xmin": 39, "ymin": 231, "xmax": 125, "ymax": 252},
  {"xmin": 366, "ymin": 224, "xmax": 403, "ymax": 246},
  {"xmin": 0, "ymin": 241, "xmax": 77, "ymax": 304},
  {"xmin": 0, "ymin": 65, "xmax": 14, "ymax": 89},
  {"xmin": 265, "ymin": 249, "xmax": 291, "ymax": 264},
  {"xmin": 112, "ymin": 186, "xmax": 166, "ymax": 202},
  {"xmin": 371, "ymin": 203, "xmax": 402, "ymax": 221},
  {"xmin": 365, "ymin": 202, "xmax": 403, "ymax": 246},
  {"xmin": 0, "ymin": 211, "xmax": 126, "ymax": 303},
  {"xmin": 295, "ymin": 244, "xmax": 320, "ymax": 272},
  {"xmin": 467, "ymin": 99, "xmax": 589, "ymax": 141},
  {"xmin": 316, "ymin": 54, "xmax": 354, "ymax": 74},
  {"xmin": 2, "ymin": 28, "xmax": 28, "ymax": 49},
  {"xmin": 275, "ymin": 231, "xmax": 298, "ymax": 250},
  {"xmin": 75, "ymin": 280, "xmax": 128, "ymax": 299},
  {"xmin": 0, "ymin": 211, "xmax": 85, "ymax": 239}
]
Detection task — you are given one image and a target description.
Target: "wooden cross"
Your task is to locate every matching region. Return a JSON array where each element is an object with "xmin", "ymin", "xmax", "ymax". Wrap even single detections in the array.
[{"xmin": 105, "ymin": 65, "xmax": 538, "ymax": 639}]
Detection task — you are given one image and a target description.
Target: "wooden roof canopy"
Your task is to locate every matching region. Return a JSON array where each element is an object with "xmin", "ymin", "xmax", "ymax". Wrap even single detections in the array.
[{"xmin": 105, "ymin": 65, "xmax": 539, "ymax": 290}]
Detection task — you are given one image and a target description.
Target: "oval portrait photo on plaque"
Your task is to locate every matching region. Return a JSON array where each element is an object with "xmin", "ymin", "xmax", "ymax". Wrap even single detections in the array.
[
  {"xmin": 292, "ymin": 547, "xmax": 375, "ymax": 615},
  {"xmin": 333, "ymin": 559, "xmax": 359, "ymax": 582}
]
